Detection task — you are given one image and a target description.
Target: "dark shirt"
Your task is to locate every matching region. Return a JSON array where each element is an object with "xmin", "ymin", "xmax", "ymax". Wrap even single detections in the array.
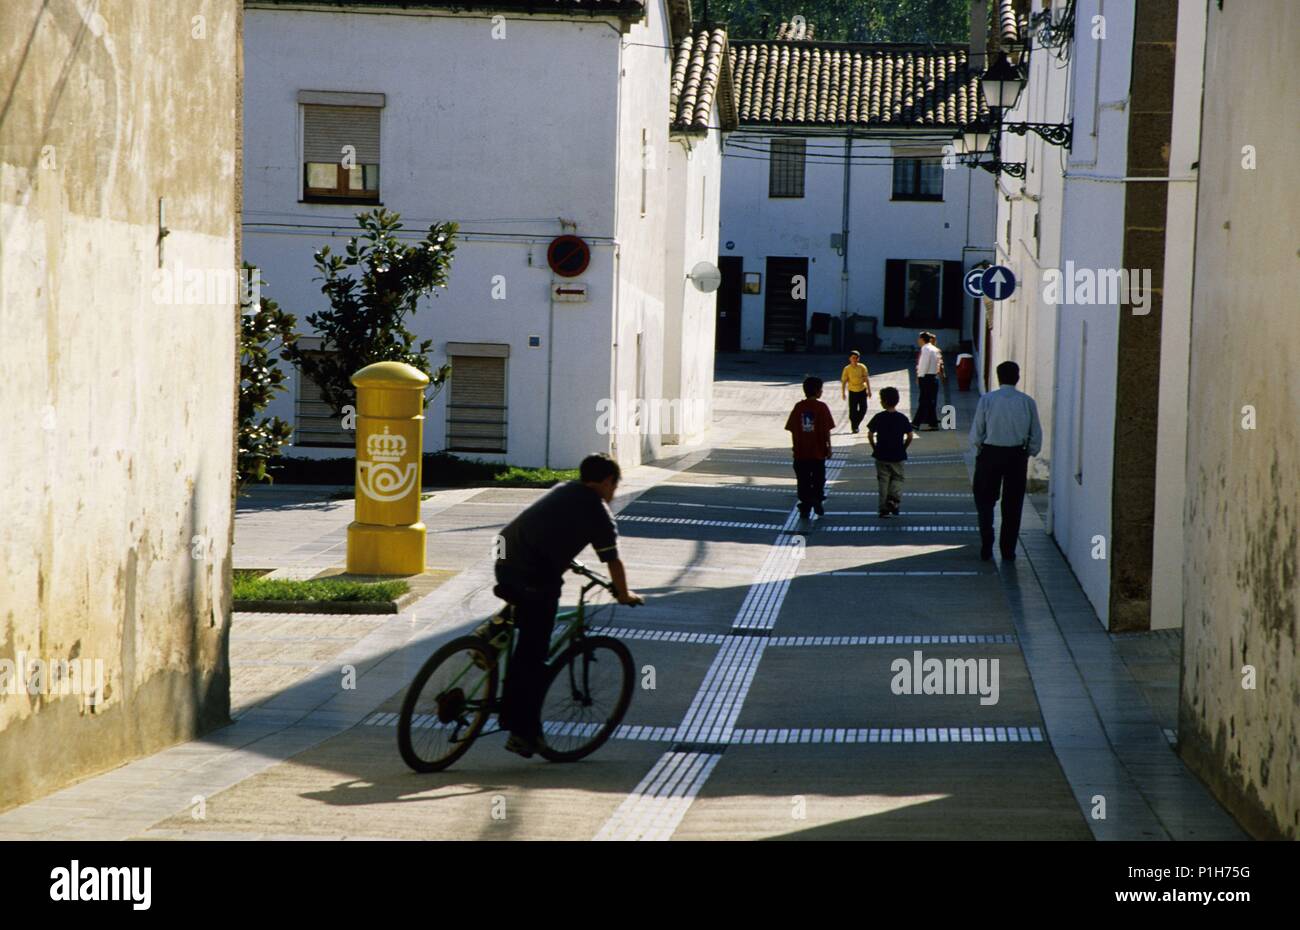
[
  {"xmin": 866, "ymin": 410, "xmax": 913, "ymax": 462},
  {"xmin": 495, "ymin": 481, "xmax": 619, "ymax": 595},
  {"xmin": 784, "ymin": 399, "xmax": 835, "ymax": 460}
]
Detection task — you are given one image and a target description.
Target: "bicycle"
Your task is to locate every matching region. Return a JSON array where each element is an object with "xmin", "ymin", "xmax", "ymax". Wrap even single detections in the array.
[{"xmin": 397, "ymin": 560, "xmax": 636, "ymax": 773}]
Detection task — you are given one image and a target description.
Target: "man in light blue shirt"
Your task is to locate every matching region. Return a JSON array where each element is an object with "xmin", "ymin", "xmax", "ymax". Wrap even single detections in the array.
[{"xmin": 969, "ymin": 361, "xmax": 1043, "ymax": 561}]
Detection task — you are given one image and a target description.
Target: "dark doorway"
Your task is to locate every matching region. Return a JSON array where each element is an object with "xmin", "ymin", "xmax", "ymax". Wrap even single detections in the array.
[
  {"xmin": 764, "ymin": 256, "xmax": 808, "ymax": 348},
  {"xmin": 716, "ymin": 256, "xmax": 742, "ymax": 351}
]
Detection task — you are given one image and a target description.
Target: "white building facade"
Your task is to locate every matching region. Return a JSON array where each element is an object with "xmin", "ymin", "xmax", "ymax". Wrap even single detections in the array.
[
  {"xmin": 717, "ymin": 19, "xmax": 998, "ymax": 355},
  {"xmin": 243, "ymin": 0, "xmax": 733, "ymax": 469},
  {"xmin": 984, "ymin": 0, "xmax": 1203, "ymax": 631}
]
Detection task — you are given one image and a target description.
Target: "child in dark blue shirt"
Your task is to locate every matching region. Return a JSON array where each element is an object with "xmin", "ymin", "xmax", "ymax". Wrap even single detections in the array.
[{"xmin": 866, "ymin": 386, "xmax": 913, "ymax": 518}]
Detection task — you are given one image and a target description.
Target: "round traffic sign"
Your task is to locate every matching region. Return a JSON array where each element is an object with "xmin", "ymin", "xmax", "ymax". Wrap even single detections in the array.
[
  {"xmin": 547, "ymin": 235, "xmax": 590, "ymax": 278},
  {"xmin": 981, "ymin": 264, "xmax": 1017, "ymax": 301},
  {"xmin": 964, "ymin": 267, "xmax": 986, "ymax": 299}
]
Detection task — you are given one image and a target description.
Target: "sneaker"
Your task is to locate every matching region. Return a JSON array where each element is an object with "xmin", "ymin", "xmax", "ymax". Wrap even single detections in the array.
[
  {"xmin": 813, "ymin": 503, "xmax": 825, "ymax": 517},
  {"xmin": 503, "ymin": 734, "xmax": 537, "ymax": 758},
  {"xmin": 472, "ymin": 612, "xmax": 511, "ymax": 668}
]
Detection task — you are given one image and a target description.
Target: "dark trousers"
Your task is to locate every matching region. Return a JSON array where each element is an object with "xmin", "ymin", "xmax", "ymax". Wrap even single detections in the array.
[
  {"xmin": 847, "ymin": 390, "xmax": 868, "ymax": 431},
  {"xmin": 792, "ymin": 458, "xmax": 826, "ymax": 516},
  {"xmin": 972, "ymin": 445, "xmax": 1029, "ymax": 556},
  {"xmin": 493, "ymin": 567, "xmax": 559, "ymax": 741},
  {"xmin": 912, "ymin": 374, "xmax": 939, "ymax": 428}
]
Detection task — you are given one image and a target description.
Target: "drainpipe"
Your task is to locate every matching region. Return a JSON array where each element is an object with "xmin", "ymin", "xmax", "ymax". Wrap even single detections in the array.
[
  {"xmin": 545, "ymin": 279, "xmax": 555, "ymax": 469},
  {"xmin": 839, "ymin": 130, "xmax": 852, "ymax": 349}
]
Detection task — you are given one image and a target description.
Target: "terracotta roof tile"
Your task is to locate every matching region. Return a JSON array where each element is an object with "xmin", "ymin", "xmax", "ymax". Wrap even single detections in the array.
[
  {"xmin": 670, "ymin": 27, "xmax": 738, "ymax": 134},
  {"xmin": 998, "ymin": 0, "xmax": 1021, "ymax": 46},
  {"xmin": 727, "ymin": 40, "xmax": 990, "ymax": 129}
]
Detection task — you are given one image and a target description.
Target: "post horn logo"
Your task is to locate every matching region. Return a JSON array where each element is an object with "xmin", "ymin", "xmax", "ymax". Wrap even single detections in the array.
[{"xmin": 357, "ymin": 426, "xmax": 417, "ymax": 502}]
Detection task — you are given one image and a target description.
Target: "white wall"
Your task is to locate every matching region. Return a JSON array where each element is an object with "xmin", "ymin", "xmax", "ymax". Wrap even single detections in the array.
[
  {"xmin": 1045, "ymin": 0, "xmax": 1137, "ymax": 626},
  {"xmin": 608, "ymin": 2, "xmax": 673, "ymax": 468},
  {"xmin": 1, "ymin": 0, "xmax": 239, "ymax": 810},
  {"xmin": 719, "ymin": 129, "xmax": 995, "ymax": 352},
  {"xmin": 243, "ymin": 6, "xmax": 624, "ymax": 467},
  {"xmin": 663, "ymin": 105, "xmax": 724, "ymax": 445},
  {"xmin": 984, "ymin": 9, "xmax": 1071, "ymax": 481}
]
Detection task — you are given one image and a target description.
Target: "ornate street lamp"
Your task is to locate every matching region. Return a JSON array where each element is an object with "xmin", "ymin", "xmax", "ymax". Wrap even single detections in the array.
[{"xmin": 980, "ymin": 52, "xmax": 1026, "ymax": 112}]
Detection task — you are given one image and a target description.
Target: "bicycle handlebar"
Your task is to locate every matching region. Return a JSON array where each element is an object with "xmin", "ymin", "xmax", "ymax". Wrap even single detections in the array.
[{"xmin": 569, "ymin": 559, "xmax": 614, "ymax": 591}]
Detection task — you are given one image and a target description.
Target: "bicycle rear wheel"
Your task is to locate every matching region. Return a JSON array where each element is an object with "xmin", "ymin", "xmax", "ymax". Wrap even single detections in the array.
[
  {"xmin": 398, "ymin": 636, "xmax": 498, "ymax": 773},
  {"xmin": 537, "ymin": 636, "xmax": 634, "ymax": 762}
]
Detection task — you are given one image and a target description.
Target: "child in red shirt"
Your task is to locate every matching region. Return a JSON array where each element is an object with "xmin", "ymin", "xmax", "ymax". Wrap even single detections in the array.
[{"xmin": 784, "ymin": 376, "xmax": 835, "ymax": 522}]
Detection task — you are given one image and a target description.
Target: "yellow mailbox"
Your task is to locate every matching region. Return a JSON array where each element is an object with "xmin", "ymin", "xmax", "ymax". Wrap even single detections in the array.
[{"xmin": 346, "ymin": 361, "xmax": 429, "ymax": 575}]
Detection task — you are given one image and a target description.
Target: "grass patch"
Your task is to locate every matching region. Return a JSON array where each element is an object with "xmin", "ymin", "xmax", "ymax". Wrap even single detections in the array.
[
  {"xmin": 266, "ymin": 452, "xmax": 576, "ymax": 489},
  {"xmin": 233, "ymin": 576, "xmax": 409, "ymax": 604},
  {"xmin": 234, "ymin": 568, "xmax": 272, "ymax": 582}
]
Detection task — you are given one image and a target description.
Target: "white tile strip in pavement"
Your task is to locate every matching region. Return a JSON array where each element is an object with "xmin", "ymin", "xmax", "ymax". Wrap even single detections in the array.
[
  {"xmin": 620, "ymin": 515, "xmax": 979, "ymax": 533},
  {"xmin": 594, "ymin": 458, "xmax": 847, "ymax": 840},
  {"xmin": 766, "ymin": 633, "xmax": 1016, "ymax": 646},
  {"xmin": 594, "ymin": 751, "xmax": 724, "ymax": 842},
  {"xmin": 619, "ymin": 515, "xmax": 785, "ymax": 530},
  {"xmin": 708, "ymin": 458, "xmax": 962, "ymax": 469},
  {"xmin": 592, "ymin": 628, "xmax": 1016, "ymax": 647},
  {"xmin": 820, "ymin": 525, "xmax": 979, "ymax": 533},
  {"xmin": 661, "ymin": 482, "xmax": 976, "ymax": 500},
  {"xmin": 731, "ymin": 726, "xmax": 1043, "ymax": 744},
  {"xmin": 360, "ymin": 716, "xmax": 1043, "ymax": 746},
  {"xmin": 633, "ymin": 500, "xmax": 977, "ymax": 517}
]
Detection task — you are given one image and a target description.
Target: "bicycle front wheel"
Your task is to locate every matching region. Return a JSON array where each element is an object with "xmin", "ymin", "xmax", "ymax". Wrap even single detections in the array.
[
  {"xmin": 398, "ymin": 635, "xmax": 498, "ymax": 773},
  {"xmin": 537, "ymin": 636, "xmax": 634, "ymax": 762}
]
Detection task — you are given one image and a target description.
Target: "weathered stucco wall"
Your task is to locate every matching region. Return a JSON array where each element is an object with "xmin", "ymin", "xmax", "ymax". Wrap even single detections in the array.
[
  {"xmin": 0, "ymin": 0, "xmax": 240, "ymax": 811},
  {"xmin": 1178, "ymin": 0, "xmax": 1299, "ymax": 839}
]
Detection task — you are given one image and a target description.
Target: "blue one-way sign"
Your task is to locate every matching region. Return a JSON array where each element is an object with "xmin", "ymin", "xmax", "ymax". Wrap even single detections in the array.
[
  {"xmin": 963, "ymin": 267, "xmax": 986, "ymax": 299},
  {"xmin": 981, "ymin": 264, "xmax": 1017, "ymax": 301}
]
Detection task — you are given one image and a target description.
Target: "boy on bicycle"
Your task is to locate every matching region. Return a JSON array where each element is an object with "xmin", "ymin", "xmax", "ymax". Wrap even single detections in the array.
[{"xmin": 488, "ymin": 453, "xmax": 643, "ymax": 757}]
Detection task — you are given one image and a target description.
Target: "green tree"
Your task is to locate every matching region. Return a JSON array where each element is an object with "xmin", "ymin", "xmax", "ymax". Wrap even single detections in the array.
[
  {"xmin": 283, "ymin": 208, "xmax": 457, "ymax": 417},
  {"xmin": 707, "ymin": 0, "xmax": 970, "ymax": 43},
  {"xmin": 238, "ymin": 265, "xmax": 298, "ymax": 490}
]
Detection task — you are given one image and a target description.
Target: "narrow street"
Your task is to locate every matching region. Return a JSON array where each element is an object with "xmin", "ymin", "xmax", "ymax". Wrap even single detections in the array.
[{"xmin": 0, "ymin": 353, "xmax": 1243, "ymax": 841}]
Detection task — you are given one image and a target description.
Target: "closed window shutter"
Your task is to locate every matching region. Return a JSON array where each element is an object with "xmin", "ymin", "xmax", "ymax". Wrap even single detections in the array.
[
  {"xmin": 883, "ymin": 259, "xmax": 907, "ymax": 326},
  {"xmin": 942, "ymin": 261, "xmax": 964, "ymax": 328},
  {"xmin": 295, "ymin": 352, "xmax": 352, "ymax": 447},
  {"xmin": 447, "ymin": 356, "xmax": 507, "ymax": 453},
  {"xmin": 303, "ymin": 105, "xmax": 381, "ymax": 164}
]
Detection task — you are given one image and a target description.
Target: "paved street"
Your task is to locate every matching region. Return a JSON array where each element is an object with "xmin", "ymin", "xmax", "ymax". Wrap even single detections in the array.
[{"xmin": 0, "ymin": 353, "xmax": 1244, "ymax": 841}]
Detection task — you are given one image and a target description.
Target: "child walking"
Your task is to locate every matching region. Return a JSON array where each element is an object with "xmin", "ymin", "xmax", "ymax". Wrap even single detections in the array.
[
  {"xmin": 866, "ymin": 386, "xmax": 913, "ymax": 518},
  {"xmin": 784, "ymin": 376, "xmax": 835, "ymax": 526}
]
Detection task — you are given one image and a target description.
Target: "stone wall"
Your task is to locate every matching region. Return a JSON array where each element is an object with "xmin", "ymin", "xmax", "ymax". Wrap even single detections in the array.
[
  {"xmin": 1178, "ymin": 0, "xmax": 1299, "ymax": 839},
  {"xmin": 0, "ymin": 0, "xmax": 241, "ymax": 811}
]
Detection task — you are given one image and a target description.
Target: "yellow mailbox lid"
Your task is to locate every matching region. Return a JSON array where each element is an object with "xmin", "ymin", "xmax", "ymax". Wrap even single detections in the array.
[{"xmin": 351, "ymin": 361, "xmax": 431, "ymax": 389}]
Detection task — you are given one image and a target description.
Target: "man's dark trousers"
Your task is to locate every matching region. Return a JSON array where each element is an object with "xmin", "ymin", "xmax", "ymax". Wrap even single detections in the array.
[
  {"xmin": 493, "ymin": 569, "xmax": 560, "ymax": 741},
  {"xmin": 972, "ymin": 444, "xmax": 1029, "ymax": 557},
  {"xmin": 913, "ymin": 374, "xmax": 939, "ymax": 428},
  {"xmin": 792, "ymin": 458, "xmax": 826, "ymax": 516},
  {"xmin": 847, "ymin": 390, "xmax": 868, "ymax": 431}
]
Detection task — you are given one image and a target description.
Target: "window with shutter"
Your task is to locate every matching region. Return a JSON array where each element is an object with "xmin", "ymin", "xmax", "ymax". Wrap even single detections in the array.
[
  {"xmin": 302, "ymin": 102, "xmax": 381, "ymax": 202},
  {"xmin": 294, "ymin": 351, "xmax": 353, "ymax": 447},
  {"xmin": 769, "ymin": 138, "xmax": 806, "ymax": 198},
  {"xmin": 447, "ymin": 355, "xmax": 508, "ymax": 453}
]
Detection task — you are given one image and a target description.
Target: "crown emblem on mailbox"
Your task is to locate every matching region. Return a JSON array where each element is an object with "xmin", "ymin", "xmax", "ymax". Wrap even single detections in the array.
[{"xmin": 367, "ymin": 426, "xmax": 407, "ymax": 463}]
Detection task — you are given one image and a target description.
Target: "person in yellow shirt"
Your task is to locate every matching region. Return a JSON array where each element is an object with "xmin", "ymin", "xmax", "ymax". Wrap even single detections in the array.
[{"xmin": 840, "ymin": 350, "xmax": 872, "ymax": 433}]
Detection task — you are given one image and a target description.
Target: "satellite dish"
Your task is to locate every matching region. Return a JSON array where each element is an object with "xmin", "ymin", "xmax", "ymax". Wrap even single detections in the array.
[{"xmin": 688, "ymin": 261, "xmax": 722, "ymax": 293}]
